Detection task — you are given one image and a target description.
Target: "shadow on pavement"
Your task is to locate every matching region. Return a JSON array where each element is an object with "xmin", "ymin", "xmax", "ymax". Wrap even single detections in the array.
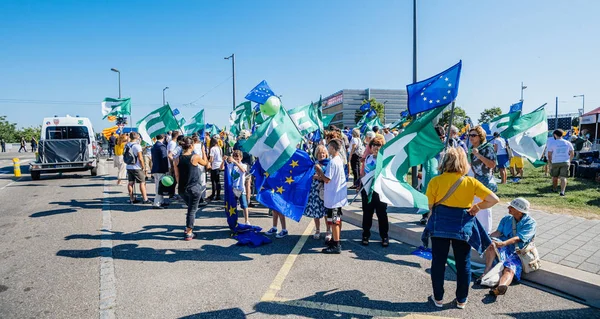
[
  {"xmin": 61, "ymin": 183, "xmax": 105, "ymax": 188},
  {"xmin": 30, "ymin": 208, "xmax": 78, "ymax": 218},
  {"xmin": 64, "ymin": 224, "xmax": 230, "ymax": 242},
  {"xmin": 178, "ymin": 308, "xmax": 246, "ymax": 319},
  {"xmin": 504, "ymin": 308, "xmax": 600, "ymax": 318}
]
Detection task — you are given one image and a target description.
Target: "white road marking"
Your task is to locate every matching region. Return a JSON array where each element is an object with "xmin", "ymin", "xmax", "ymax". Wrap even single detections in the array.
[{"xmin": 99, "ymin": 161, "xmax": 117, "ymax": 319}]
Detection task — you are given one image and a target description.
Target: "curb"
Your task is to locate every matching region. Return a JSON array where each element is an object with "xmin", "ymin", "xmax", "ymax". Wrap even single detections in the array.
[{"xmin": 342, "ymin": 205, "xmax": 600, "ymax": 308}]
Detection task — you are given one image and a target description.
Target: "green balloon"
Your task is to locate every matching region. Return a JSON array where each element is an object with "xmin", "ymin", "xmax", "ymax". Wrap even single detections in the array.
[
  {"xmin": 161, "ymin": 175, "xmax": 174, "ymax": 187},
  {"xmin": 260, "ymin": 96, "xmax": 281, "ymax": 116}
]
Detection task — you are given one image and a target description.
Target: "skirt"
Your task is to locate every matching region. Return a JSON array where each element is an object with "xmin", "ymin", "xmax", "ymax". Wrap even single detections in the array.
[
  {"xmin": 303, "ymin": 179, "xmax": 326, "ymax": 219},
  {"xmin": 498, "ymin": 246, "xmax": 523, "ymax": 281}
]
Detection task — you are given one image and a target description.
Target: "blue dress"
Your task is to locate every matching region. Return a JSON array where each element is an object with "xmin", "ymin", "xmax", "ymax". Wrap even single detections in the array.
[{"xmin": 494, "ymin": 214, "xmax": 537, "ymax": 281}]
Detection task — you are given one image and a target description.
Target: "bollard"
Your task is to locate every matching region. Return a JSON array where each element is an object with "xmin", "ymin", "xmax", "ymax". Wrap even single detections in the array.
[{"xmin": 13, "ymin": 158, "xmax": 21, "ymax": 177}]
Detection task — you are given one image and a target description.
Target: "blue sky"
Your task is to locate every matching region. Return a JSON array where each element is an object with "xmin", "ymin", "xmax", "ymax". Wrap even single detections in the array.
[{"xmin": 1, "ymin": 0, "xmax": 598, "ymax": 131}]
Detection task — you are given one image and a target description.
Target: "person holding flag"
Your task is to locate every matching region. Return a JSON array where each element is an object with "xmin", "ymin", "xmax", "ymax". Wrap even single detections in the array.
[{"xmin": 468, "ymin": 126, "xmax": 497, "ymax": 233}]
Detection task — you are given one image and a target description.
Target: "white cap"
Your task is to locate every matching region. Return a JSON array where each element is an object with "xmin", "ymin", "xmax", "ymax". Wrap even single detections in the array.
[
  {"xmin": 509, "ymin": 197, "xmax": 530, "ymax": 214},
  {"xmin": 383, "ymin": 124, "xmax": 390, "ymax": 129}
]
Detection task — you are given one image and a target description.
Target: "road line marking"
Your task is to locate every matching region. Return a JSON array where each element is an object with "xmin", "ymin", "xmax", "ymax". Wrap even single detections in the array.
[
  {"xmin": 100, "ymin": 161, "xmax": 117, "ymax": 319},
  {"xmin": 260, "ymin": 222, "xmax": 314, "ymax": 302},
  {"xmin": 0, "ymin": 177, "xmax": 23, "ymax": 190}
]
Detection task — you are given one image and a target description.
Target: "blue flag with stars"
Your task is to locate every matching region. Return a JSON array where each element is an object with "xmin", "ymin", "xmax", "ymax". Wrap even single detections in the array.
[
  {"xmin": 406, "ymin": 60, "xmax": 462, "ymax": 115},
  {"xmin": 509, "ymin": 101, "xmax": 523, "ymax": 114},
  {"xmin": 366, "ymin": 109, "xmax": 377, "ymax": 118},
  {"xmin": 252, "ymin": 149, "xmax": 315, "ymax": 222},
  {"xmin": 360, "ymin": 102, "xmax": 371, "ymax": 112},
  {"xmin": 401, "ymin": 110, "xmax": 409, "ymax": 118},
  {"xmin": 245, "ymin": 80, "xmax": 275, "ymax": 105}
]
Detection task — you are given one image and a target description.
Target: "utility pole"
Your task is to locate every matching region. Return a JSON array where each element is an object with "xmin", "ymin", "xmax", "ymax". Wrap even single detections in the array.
[
  {"xmin": 520, "ymin": 82, "xmax": 527, "ymax": 101},
  {"xmin": 411, "ymin": 0, "xmax": 418, "ymax": 189},
  {"xmin": 224, "ymin": 54, "xmax": 236, "ymax": 110}
]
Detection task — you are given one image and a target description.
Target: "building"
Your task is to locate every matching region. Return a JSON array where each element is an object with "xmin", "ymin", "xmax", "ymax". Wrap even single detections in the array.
[{"xmin": 321, "ymin": 88, "xmax": 408, "ymax": 129}]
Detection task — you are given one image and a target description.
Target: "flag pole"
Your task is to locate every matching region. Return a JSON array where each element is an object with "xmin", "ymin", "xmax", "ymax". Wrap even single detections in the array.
[
  {"xmin": 444, "ymin": 101, "xmax": 456, "ymax": 149},
  {"xmin": 168, "ymin": 104, "xmax": 184, "ymax": 135},
  {"xmin": 533, "ymin": 103, "xmax": 548, "ymax": 113}
]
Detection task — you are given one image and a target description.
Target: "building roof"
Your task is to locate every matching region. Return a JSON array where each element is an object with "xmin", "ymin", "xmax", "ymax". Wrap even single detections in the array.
[{"xmin": 582, "ymin": 107, "xmax": 600, "ymax": 116}]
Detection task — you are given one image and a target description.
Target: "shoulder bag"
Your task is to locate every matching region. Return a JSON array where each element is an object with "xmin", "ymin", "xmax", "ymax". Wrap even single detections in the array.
[
  {"xmin": 512, "ymin": 219, "xmax": 541, "ymax": 273},
  {"xmin": 433, "ymin": 176, "xmax": 465, "ymax": 207}
]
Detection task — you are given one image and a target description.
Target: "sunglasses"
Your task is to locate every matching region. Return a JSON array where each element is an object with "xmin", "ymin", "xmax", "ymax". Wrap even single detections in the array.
[
  {"xmin": 371, "ymin": 143, "xmax": 382, "ymax": 147},
  {"xmin": 468, "ymin": 134, "xmax": 479, "ymax": 137}
]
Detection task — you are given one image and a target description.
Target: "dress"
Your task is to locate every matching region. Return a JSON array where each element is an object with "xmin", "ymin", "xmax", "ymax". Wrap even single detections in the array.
[{"xmin": 303, "ymin": 159, "xmax": 329, "ymax": 219}]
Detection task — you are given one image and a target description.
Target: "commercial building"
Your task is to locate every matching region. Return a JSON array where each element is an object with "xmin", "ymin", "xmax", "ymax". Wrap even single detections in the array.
[{"xmin": 321, "ymin": 88, "xmax": 408, "ymax": 129}]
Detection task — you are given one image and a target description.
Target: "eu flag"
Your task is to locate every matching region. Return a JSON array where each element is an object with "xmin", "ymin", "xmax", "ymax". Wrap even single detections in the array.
[
  {"xmin": 172, "ymin": 108, "xmax": 181, "ymax": 116},
  {"xmin": 252, "ymin": 149, "xmax": 315, "ymax": 222},
  {"xmin": 401, "ymin": 110, "xmax": 409, "ymax": 118},
  {"xmin": 360, "ymin": 102, "xmax": 371, "ymax": 112},
  {"xmin": 245, "ymin": 80, "xmax": 275, "ymax": 104},
  {"xmin": 223, "ymin": 164, "xmax": 239, "ymax": 231},
  {"xmin": 406, "ymin": 60, "xmax": 462, "ymax": 116},
  {"xmin": 509, "ymin": 101, "xmax": 523, "ymax": 114}
]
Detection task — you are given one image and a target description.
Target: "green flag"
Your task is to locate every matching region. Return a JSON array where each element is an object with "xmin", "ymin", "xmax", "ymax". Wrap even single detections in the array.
[
  {"xmin": 241, "ymin": 108, "xmax": 303, "ymax": 174},
  {"xmin": 365, "ymin": 107, "xmax": 445, "ymax": 211},
  {"xmin": 229, "ymin": 101, "xmax": 252, "ymax": 133},
  {"xmin": 183, "ymin": 110, "xmax": 205, "ymax": 136},
  {"xmin": 101, "ymin": 98, "xmax": 131, "ymax": 119},
  {"xmin": 136, "ymin": 104, "xmax": 180, "ymax": 144},
  {"xmin": 501, "ymin": 107, "xmax": 548, "ymax": 164},
  {"xmin": 288, "ymin": 103, "xmax": 320, "ymax": 136},
  {"xmin": 322, "ymin": 114, "xmax": 335, "ymax": 128},
  {"xmin": 488, "ymin": 112, "xmax": 520, "ymax": 135}
]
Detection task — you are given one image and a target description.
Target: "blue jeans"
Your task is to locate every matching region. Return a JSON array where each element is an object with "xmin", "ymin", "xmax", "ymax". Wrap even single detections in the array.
[{"xmin": 431, "ymin": 237, "xmax": 471, "ymax": 303}]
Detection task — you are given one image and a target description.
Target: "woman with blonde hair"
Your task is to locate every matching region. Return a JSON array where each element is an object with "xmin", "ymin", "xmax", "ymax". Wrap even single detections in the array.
[
  {"xmin": 303, "ymin": 144, "xmax": 331, "ymax": 239},
  {"xmin": 422, "ymin": 147, "xmax": 499, "ymax": 309},
  {"xmin": 113, "ymin": 134, "xmax": 129, "ymax": 185}
]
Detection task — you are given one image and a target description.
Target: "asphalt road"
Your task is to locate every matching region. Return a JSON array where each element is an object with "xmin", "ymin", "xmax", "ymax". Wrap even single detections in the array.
[{"xmin": 0, "ymin": 155, "xmax": 598, "ymax": 318}]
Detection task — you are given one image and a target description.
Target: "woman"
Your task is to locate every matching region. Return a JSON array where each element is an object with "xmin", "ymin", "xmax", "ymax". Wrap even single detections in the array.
[
  {"xmin": 361, "ymin": 136, "xmax": 389, "ymax": 247},
  {"xmin": 482, "ymin": 197, "xmax": 536, "ymax": 296},
  {"xmin": 208, "ymin": 135, "xmax": 223, "ymax": 201},
  {"xmin": 174, "ymin": 137, "xmax": 208, "ymax": 240},
  {"xmin": 113, "ymin": 134, "xmax": 129, "ymax": 185},
  {"xmin": 349, "ymin": 129, "xmax": 363, "ymax": 189},
  {"xmin": 193, "ymin": 135, "xmax": 208, "ymax": 206},
  {"xmin": 423, "ymin": 147, "xmax": 499, "ymax": 309},
  {"xmin": 359, "ymin": 131, "xmax": 376, "ymax": 178},
  {"xmin": 468, "ymin": 126, "xmax": 497, "ymax": 234},
  {"xmin": 303, "ymin": 145, "xmax": 331, "ymax": 239}
]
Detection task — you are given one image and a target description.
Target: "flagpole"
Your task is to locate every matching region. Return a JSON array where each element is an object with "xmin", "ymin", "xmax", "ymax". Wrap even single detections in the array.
[
  {"xmin": 444, "ymin": 101, "xmax": 456, "ymax": 149},
  {"xmin": 533, "ymin": 103, "xmax": 548, "ymax": 113},
  {"xmin": 168, "ymin": 104, "xmax": 184, "ymax": 135}
]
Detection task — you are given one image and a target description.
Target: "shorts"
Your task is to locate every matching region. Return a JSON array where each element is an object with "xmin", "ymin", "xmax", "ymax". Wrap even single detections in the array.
[
  {"xmin": 510, "ymin": 156, "xmax": 524, "ymax": 169},
  {"xmin": 550, "ymin": 162, "xmax": 569, "ymax": 178},
  {"xmin": 497, "ymin": 154, "xmax": 509, "ymax": 168},
  {"xmin": 238, "ymin": 192, "xmax": 248, "ymax": 209},
  {"xmin": 127, "ymin": 169, "xmax": 145, "ymax": 183},
  {"xmin": 326, "ymin": 207, "xmax": 343, "ymax": 225}
]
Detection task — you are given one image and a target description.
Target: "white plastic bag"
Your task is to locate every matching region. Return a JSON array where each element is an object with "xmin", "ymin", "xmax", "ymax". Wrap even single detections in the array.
[{"xmin": 480, "ymin": 262, "xmax": 504, "ymax": 287}]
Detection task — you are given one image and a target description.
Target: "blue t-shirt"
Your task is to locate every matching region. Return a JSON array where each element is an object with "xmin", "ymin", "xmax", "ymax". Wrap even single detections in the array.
[{"xmin": 496, "ymin": 214, "xmax": 536, "ymax": 250}]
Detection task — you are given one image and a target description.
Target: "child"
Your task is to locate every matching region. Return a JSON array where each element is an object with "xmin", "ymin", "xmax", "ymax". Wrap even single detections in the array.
[
  {"xmin": 226, "ymin": 150, "xmax": 250, "ymax": 224},
  {"xmin": 265, "ymin": 209, "xmax": 288, "ymax": 239},
  {"xmin": 316, "ymin": 139, "xmax": 348, "ymax": 254}
]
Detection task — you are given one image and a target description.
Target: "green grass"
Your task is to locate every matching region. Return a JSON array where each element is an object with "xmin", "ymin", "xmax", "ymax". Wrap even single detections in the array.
[{"xmin": 496, "ymin": 162, "xmax": 600, "ymax": 218}]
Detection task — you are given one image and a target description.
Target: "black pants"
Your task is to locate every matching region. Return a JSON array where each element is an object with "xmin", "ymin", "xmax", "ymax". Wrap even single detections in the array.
[
  {"xmin": 18, "ymin": 145, "xmax": 26, "ymax": 152},
  {"xmin": 361, "ymin": 190, "xmax": 389, "ymax": 240},
  {"xmin": 210, "ymin": 169, "xmax": 221, "ymax": 198},
  {"xmin": 108, "ymin": 145, "xmax": 114, "ymax": 157},
  {"xmin": 431, "ymin": 237, "xmax": 471, "ymax": 303},
  {"xmin": 350, "ymin": 153, "xmax": 361, "ymax": 187},
  {"xmin": 182, "ymin": 185, "xmax": 201, "ymax": 229}
]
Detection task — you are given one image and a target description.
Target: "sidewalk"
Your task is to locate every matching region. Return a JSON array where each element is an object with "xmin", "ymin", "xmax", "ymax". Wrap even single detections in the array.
[{"xmin": 342, "ymin": 187, "xmax": 600, "ymax": 308}]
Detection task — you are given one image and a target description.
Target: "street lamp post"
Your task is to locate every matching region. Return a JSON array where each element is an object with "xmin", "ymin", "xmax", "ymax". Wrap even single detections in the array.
[
  {"xmin": 411, "ymin": 0, "xmax": 418, "ymax": 189},
  {"xmin": 224, "ymin": 54, "xmax": 236, "ymax": 110},
  {"xmin": 573, "ymin": 94, "xmax": 585, "ymax": 134},
  {"xmin": 163, "ymin": 87, "xmax": 169, "ymax": 105},
  {"xmin": 520, "ymin": 82, "xmax": 527, "ymax": 101},
  {"xmin": 111, "ymin": 68, "xmax": 121, "ymax": 98}
]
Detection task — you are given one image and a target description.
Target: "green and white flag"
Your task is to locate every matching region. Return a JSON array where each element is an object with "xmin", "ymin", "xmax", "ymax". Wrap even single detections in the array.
[
  {"xmin": 101, "ymin": 98, "xmax": 131, "ymax": 119},
  {"xmin": 501, "ymin": 107, "xmax": 548, "ymax": 163},
  {"xmin": 229, "ymin": 101, "xmax": 253, "ymax": 135},
  {"xmin": 366, "ymin": 107, "xmax": 445, "ymax": 211},
  {"xmin": 322, "ymin": 114, "xmax": 335, "ymax": 128},
  {"xmin": 241, "ymin": 108, "xmax": 303, "ymax": 175},
  {"xmin": 488, "ymin": 112, "xmax": 520, "ymax": 135},
  {"xmin": 183, "ymin": 110, "xmax": 205, "ymax": 136},
  {"xmin": 288, "ymin": 103, "xmax": 320, "ymax": 136},
  {"xmin": 136, "ymin": 104, "xmax": 180, "ymax": 144}
]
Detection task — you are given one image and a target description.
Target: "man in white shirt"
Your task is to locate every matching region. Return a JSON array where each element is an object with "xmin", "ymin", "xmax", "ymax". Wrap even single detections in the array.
[
  {"xmin": 492, "ymin": 132, "xmax": 509, "ymax": 184},
  {"xmin": 125, "ymin": 132, "xmax": 151, "ymax": 204},
  {"xmin": 383, "ymin": 125, "xmax": 395, "ymax": 143},
  {"xmin": 548, "ymin": 130, "xmax": 574, "ymax": 196}
]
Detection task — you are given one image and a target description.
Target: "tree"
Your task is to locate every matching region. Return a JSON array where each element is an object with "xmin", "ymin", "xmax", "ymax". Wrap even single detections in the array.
[
  {"xmin": 0, "ymin": 116, "xmax": 18, "ymax": 142},
  {"xmin": 478, "ymin": 107, "xmax": 503, "ymax": 124},
  {"xmin": 18, "ymin": 126, "xmax": 42, "ymax": 141},
  {"xmin": 437, "ymin": 106, "xmax": 468, "ymax": 130},
  {"xmin": 354, "ymin": 98, "xmax": 385, "ymax": 125}
]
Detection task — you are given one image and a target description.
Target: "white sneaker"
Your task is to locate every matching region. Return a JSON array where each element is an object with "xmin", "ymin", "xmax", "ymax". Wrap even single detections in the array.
[
  {"xmin": 265, "ymin": 227, "xmax": 277, "ymax": 236},
  {"xmin": 325, "ymin": 232, "xmax": 332, "ymax": 242},
  {"xmin": 313, "ymin": 230, "xmax": 321, "ymax": 239},
  {"xmin": 275, "ymin": 229, "xmax": 289, "ymax": 238}
]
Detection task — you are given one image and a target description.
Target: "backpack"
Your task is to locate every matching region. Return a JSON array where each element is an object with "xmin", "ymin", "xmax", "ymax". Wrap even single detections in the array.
[
  {"xmin": 354, "ymin": 139, "xmax": 366, "ymax": 157},
  {"xmin": 123, "ymin": 143, "xmax": 136, "ymax": 165}
]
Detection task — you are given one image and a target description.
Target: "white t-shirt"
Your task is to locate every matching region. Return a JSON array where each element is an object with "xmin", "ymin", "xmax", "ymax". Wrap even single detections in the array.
[
  {"xmin": 350, "ymin": 137, "xmax": 360, "ymax": 154},
  {"xmin": 193, "ymin": 143, "xmax": 204, "ymax": 157},
  {"xmin": 167, "ymin": 140, "xmax": 178, "ymax": 156},
  {"xmin": 126, "ymin": 142, "xmax": 143, "ymax": 170},
  {"xmin": 210, "ymin": 146, "xmax": 223, "ymax": 170},
  {"xmin": 323, "ymin": 154, "xmax": 348, "ymax": 209},
  {"xmin": 384, "ymin": 132, "xmax": 395, "ymax": 143},
  {"xmin": 228, "ymin": 162, "xmax": 247, "ymax": 191},
  {"xmin": 548, "ymin": 138, "xmax": 574, "ymax": 164},
  {"xmin": 492, "ymin": 138, "xmax": 507, "ymax": 155}
]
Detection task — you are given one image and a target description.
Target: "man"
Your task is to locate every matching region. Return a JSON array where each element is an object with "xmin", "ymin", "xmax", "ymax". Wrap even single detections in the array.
[
  {"xmin": 0, "ymin": 139, "xmax": 5, "ymax": 152},
  {"xmin": 233, "ymin": 130, "xmax": 255, "ymax": 207},
  {"xmin": 108, "ymin": 133, "xmax": 116, "ymax": 158},
  {"xmin": 125, "ymin": 132, "xmax": 152, "ymax": 204},
  {"xmin": 509, "ymin": 151, "xmax": 524, "ymax": 179},
  {"xmin": 167, "ymin": 131, "xmax": 180, "ymax": 165},
  {"xmin": 492, "ymin": 132, "xmax": 509, "ymax": 184},
  {"xmin": 30, "ymin": 137, "xmax": 38, "ymax": 153},
  {"xmin": 448, "ymin": 126, "xmax": 467, "ymax": 154},
  {"xmin": 372, "ymin": 126, "xmax": 385, "ymax": 141},
  {"xmin": 151, "ymin": 134, "xmax": 169, "ymax": 209},
  {"xmin": 548, "ymin": 129, "xmax": 574, "ymax": 196},
  {"xmin": 383, "ymin": 125, "xmax": 395, "ymax": 143}
]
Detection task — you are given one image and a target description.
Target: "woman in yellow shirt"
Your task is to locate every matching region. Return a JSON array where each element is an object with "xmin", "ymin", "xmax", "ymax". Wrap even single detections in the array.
[{"xmin": 113, "ymin": 134, "xmax": 129, "ymax": 185}]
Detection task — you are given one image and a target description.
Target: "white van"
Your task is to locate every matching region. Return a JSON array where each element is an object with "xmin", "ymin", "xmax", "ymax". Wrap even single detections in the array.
[{"xmin": 30, "ymin": 115, "xmax": 98, "ymax": 180}]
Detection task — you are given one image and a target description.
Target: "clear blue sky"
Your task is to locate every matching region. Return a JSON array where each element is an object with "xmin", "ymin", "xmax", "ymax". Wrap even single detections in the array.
[{"xmin": 1, "ymin": 0, "xmax": 598, "ymax": 131}]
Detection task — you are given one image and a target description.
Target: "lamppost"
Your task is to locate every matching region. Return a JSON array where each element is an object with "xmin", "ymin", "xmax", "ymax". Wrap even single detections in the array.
[
  {"xmin": 520, "ymin": 82, "xmax": 527, "ymax": 101},
  {"xmin": 573, "ymin": 94, "xmax": 585, "ymax": 133},
  {"xmin": 224, "ymin": 54, "xmax": 236, "ymax": 110},
  {"xmin": 163, "ymin": 86, "xmax": 169, "ymax": 105},
  {"xmin": 411, "ymin": 0, "xmax": 418, "ymax": 189},
  {"xmin": 110, "ymin": 68, "xmax": 121, "ymax": 98}
]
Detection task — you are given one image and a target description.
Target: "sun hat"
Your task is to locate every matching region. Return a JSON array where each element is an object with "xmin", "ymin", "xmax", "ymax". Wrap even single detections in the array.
[
  {"xmin": 239, "ymin": 130, "xmax": 251, "ymax": 139},
  {"xmin": 509, "ymin": 197, "xmax": 530, "ymax": 214}
]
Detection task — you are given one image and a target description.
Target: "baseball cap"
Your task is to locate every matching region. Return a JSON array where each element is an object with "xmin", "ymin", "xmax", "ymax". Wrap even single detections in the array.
[{"xmin": 509, "ymin": 197, "xmax": 530, "ymax": 214}]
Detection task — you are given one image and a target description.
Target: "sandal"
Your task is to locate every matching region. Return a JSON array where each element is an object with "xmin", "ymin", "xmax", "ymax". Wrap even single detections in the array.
[{"xmin": 490, "ymin": 285, "xmax": 508, "ymax": 296}]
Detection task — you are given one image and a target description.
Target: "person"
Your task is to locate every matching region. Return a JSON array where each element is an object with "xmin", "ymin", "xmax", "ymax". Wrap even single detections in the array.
[
  {"xmin": 361, "ymin": 136, "xmax": 389, "ymax": 247},
  {"xmin": 151, "ymin": 134, "xmax": 169, "ymax": 209},
  {"xmin": 233, "ymin": 130, "xmax": 255, "ymax": 207},
  {"xmin": 174, "ymin": 137, "xmax": 208, "ymax": 240},
  {"xmin": 225, "ymin": 150, "xmax": 251, "ymax": 224},
  {"xmin": 192, "ymin": 135, "xmax": 208, "ymax": 207},
  {"xmin": 126, "ymin": 132, "xmax": 152, "ymax": 204},
  {"xmin": 18, "ymin": 137, "xmax": 26, "ymax": 152},
  {"xmin": 114, "ymin": 134, "xmax": 129, "ymax": 186},
  {"xmin": 316, "ymin": 139, "xmax": 348, "ymax": 254},
  {"xmin": 167, "ymin": 131, "xmax": 180, "ymax": 167},
  {"xmin": 509, "ymin": 151, "xmax": 524, "ymax": 178},
  {"xmin": 143, "ymin": 144, "xmax": 152, "ymax": 180},
  {"xmin": 30, "ymin": 137, "xmax": 38, "ymax": 153},
  {"xmin": 372, "ymin": 126, "xmax": 385, "ymax": 141},
  {"xmin": 348, "ymin": 128, "xmax": 363, "ymax": 189},
  {"xmin": 359, "ymin": 131, "xmax": 376, "ymax": 178},
  {"xmin": 468, "ymin": 126, "xmax": 497, "ymax": 234},
  {"xmin": 548, "ymin": 129, "xmax": 574, "ymax": 196},
  {"xmin": 304, "ymin": 145, "xmax": 331, "ymax": 239},
  {"xmin": 423, "ymin": 147, "xmax": 499, "ymax": 309},
  {"xmin": 265, "ymin": 209, "xmax": 289, "ymax": 238},
  {"xmin": 108, "ymin": 133, "xmax": 116, "ymax": 158},
  {"xmin": 208, "ymin": 135, "xmax": 223, "ymax": 201},
  {"xmin": 448, "ymin": 126, "xmax": 467, "ymax": 154},
  {"xmin": 1, "ymin": 139, "xmax": 5, "ymax": 152},
  {"xmin": 383, "ymin": 125, "xmax": 395, "ymax": 143},
  {"xmin": 165, "ymin": 131, "xmax": 172, "ymax": 144},
  {"xmin": 492, "ymin": 132, "xmax": 509, "ymax": 184},
  {"xmin": 481, "ymin": 197, "xmax": 536, "ymax": 296}
]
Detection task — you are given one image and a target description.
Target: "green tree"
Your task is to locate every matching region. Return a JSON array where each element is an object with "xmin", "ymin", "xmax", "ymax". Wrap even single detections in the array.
[
  {"xmin": 0, "ymin": 116, "xmax": 18, "ymax": 142},
  {"xmin": 437, "ymin": 106, "xmax": 468, "ymax": 130},
  {"xmin": 17, "ymin": 126, "xmax": 42, "ymax": 141},
  {"xmin": 478, "ymin": 107, "xmax": 503, "ymax": 124},
  {"xmin": 354, "ymin": 98, "xmax": 385, "ymax": 125}
]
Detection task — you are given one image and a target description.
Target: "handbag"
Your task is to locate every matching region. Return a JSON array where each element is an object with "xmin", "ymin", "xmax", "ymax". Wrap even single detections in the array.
[
  {"xmin": 512, "ymin": 219, "xmax": 541, "ymax": 273},
  {"xmin": 480, "ymin": 261, "xmax": 504, "ymax": 287}
]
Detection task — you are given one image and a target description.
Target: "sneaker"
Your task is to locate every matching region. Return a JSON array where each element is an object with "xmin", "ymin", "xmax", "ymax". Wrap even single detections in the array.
[
  {"xmin": 361, "ymin": 237, "xmax": 369, "ymax": 246},
  {"xmin": 265, "ymin": 227, "xmax": 278, "ymax": 236},
  {"xmin": 455, "ymin": 299, "xmax": 468, "ymax": 309},
  {"xmin": 325, "ymin": 232, "xmax": 332, "ymax": 242},
  {"xmin": 560, "ymin": 192, "xmax": 565, "ymax": 196},
  {"xmin": 322, "ymin": 244, "xmax": 341, "ymax": 254},
  {"xmin": 275, "ymin": 229, "xmax": 289, "ymax": 239},
  {"xmin": 429, "ymin": 295, "xmax": 443, "ymax": 308},
  {"xmin": 198, "ymin": 201, "xmax": 208, "ymax": 207},
  {"xmin": 313, "ymin": 231, "xmax": 321, "ymax": 240},
  {"xmin": 420, "ymin": 216, "xmax": 428, "ymax": 225},
  {"xmin": 130, "ymin": 199, "xmax": 141, "ymax": 204},
  {"xmin": 244, "ymin": 221, "xmax": 251, "ymax": 225},
  {"xmin": 382, "ymin": 238, "xmax": 389, "ymax": 247},
  {"xmin": 142, "ymin": 199, "xmax": 153, "ymax": 204},
  {"xmin": 184, "ymin": 232, "xmax": 196, "ymax": 241}
]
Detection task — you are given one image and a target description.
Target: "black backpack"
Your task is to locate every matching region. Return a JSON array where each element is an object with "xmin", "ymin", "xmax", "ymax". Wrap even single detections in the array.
[{"xmin": 123, "ymin": 143, "xmax": 136, "ymax": 165}]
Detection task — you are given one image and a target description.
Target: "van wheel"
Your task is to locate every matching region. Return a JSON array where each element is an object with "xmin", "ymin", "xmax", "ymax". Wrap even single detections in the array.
[
  {"xmin": 90, "ymin": 167, "xmax": 98, "ymax": 176},
  {"xmin": 31, "ymin": 171, "xmax": 41, "ymax": 180}
]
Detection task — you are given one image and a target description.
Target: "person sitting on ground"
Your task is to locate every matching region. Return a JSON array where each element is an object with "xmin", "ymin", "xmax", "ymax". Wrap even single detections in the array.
[
  {"xmin": 481, "ymin": 197, "xmax": 536, "ymax": 296},
  {"xmin": 225, "ymin": 150, "xmax": 251, "ymax": 225}
]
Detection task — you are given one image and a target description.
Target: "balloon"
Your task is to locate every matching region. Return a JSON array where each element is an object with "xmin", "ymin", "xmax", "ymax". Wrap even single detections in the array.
[
  {"xmin": 161, "ymin": 175, "xmax": 174, "ymax": 187},
  {"xmin": 260, "ymin": 96, "xmax": 281, "ymax": 116}
]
